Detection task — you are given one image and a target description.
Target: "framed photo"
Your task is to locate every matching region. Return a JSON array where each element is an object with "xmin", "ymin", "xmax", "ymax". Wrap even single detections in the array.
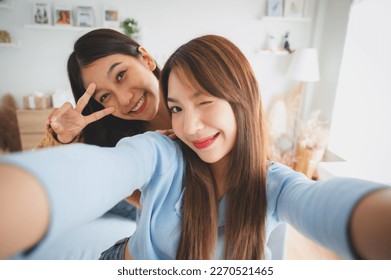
[
  {"xmin": 284, "ymin": 0, "xmax": 305, "ymax": 18},
  {"xmin": 103, "ymin": 6, "xmax": 119, "ymax": 28},
  {"xmin": 54, "ymin": 4, "xmax": 72, "ymax": 26},
  {"xmin": 76, "ymin": 6, "xmax": 94, "ymax": 27},
  {"xmin": 267, "ymin": 0, "xmax": 283, "ymax": 17},
  {"xmin": 33, "ymin": 2, "xmax": 51, "ymax": 25}
]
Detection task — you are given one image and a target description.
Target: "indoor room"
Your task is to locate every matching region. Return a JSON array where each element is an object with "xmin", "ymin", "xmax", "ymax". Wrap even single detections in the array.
[{"xmin": 0, "ymin": 0, "xmax": 390, "ymax": 263}]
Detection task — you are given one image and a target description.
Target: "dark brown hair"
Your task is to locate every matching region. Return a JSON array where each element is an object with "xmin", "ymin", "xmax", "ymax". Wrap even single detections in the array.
[
  {"xmin": 161, "ymin": 35, "xmax": 268, "ymax": 259},
  {"xmin": 67, "ymin": 28, "xmax": 161, "ymax": 146}
]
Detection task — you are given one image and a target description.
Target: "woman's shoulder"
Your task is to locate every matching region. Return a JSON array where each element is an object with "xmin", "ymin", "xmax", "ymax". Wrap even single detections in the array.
[
  {"xmin": 117, "ymin": 131, "xmax": 183, "ymax": 175},
  {"xmin": 267, "ymin": 161, "xmax": 302, "ymax": 178},
  {"xmin": 117, "ymin": 131, "xmax": 180, "ymax": 151}
]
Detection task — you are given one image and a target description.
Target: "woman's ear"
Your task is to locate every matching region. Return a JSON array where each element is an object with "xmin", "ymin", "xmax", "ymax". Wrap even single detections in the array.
[{"xmin": 138, "ymin": 46, "xmax": 157, "ymax": 71}]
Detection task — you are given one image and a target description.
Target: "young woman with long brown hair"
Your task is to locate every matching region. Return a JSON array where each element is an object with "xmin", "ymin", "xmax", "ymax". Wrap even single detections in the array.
[{"xmin": 1, "ymin": 35, "xmax": 390, "ymax": 260}]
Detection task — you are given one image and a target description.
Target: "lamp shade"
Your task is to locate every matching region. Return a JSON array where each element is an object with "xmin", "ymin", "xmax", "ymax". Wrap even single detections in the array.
[{"xmin": 287, "ymin": 48, "xmax": 320, "ymax": 82}]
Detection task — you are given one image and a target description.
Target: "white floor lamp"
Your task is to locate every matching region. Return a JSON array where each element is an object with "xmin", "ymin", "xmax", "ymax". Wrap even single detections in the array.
[{"xmin": 286, "ymin": 48, "xmax": 320, "ymax": 151}]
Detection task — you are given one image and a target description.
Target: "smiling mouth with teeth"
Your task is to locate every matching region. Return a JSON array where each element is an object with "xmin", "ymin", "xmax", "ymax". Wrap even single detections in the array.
[{"xmin": 130, "ymin": 93, "xmax": 147, "ymax": 114}]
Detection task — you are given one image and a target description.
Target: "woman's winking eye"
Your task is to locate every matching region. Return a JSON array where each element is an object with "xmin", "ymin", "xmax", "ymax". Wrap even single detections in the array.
[{"xmin": 199, "ymin": 100, "xmax": 213, "ymax": 106}]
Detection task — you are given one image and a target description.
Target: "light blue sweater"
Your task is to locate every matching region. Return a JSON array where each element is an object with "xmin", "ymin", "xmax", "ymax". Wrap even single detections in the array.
[{"xmin": 0, "ymin": 132, "xmax": 384, "ymax": 259}]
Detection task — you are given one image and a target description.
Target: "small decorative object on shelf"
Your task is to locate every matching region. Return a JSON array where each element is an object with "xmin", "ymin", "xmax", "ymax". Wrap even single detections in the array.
[
  {"xmin": 54, "ymin": 4, "xmax": 72, "ymax": 26},
  {"xmin": 103, "ymin": 6, "xmax": 119, "ymax": 29},
  {"xmin": 33, "ymin": 2, "xmax": 51, "ymax": 25},
  {"xmin": 284, "ymin": 0, "xmax": 305, "ymax": 18},
  {"xmin": 76, "ymin": 6, "xmax": 94, "ymax": 27},
  {"xmin": 0, "ymin": 30, "xmax": 11, "ymax": 43},
  {"xmin": 266, "ymin": 34, "xmax": 278, "ymax": 52},
  {"xmin": 120, "ymin": 18, "xmax": 140, "ymax": 38},
  {"xmin": 260, "ymin": 33, "xmax": 290, "ymax": 55},
  {"xmin": 23, "ymin": 92, "xmax": 53, "ymax": 110},
  {"xmin": 293, "ymin": 110, "xmax": 329, "ymax": 179},
  {"xmin": 282, "ymin": 32, "xmax": 293, "ymax": 53},
  {"xmin": 267, "ymin": 0, "xmax": 283, "ymax": 17}
]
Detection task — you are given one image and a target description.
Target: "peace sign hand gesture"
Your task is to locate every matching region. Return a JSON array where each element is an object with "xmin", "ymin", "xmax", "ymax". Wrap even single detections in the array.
[{"xmin": 48, "ymin": 83, "xmax": 115, "ymax": 144}]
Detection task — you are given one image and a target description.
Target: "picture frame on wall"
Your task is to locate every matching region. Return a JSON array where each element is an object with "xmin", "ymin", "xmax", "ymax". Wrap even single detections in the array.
[
  {"xmin": 103, "ymin": 7, "xmax": 119, "ymax": 28},
  {"xmin": 76, "ymin": 6, "xmax": 94, "ymax": 27},
  {"xmin": 33, "ymin": 2, "xmax": 51, "ymax": 25},
  {"xmin": 284, "ymin": 0, "xmax": 305, "ymax": 18},
  {"xmin": 54, "ymin": 4, "xmax": 72, "ymax": 26},
  {"xmin": 267, "ymin": 0, "xmax": 283, "ymax": 17}
]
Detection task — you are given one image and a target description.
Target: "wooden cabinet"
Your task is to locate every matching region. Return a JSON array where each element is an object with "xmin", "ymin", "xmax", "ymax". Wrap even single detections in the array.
[{"xmin": 16, "ymin": 109, "xmax": 52, "ymax": 150}]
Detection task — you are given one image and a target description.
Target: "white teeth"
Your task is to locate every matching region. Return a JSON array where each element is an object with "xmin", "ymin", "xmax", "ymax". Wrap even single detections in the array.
[{"xmin": 131, "ymin": 95, "xmax": 145, "ymax": 112}]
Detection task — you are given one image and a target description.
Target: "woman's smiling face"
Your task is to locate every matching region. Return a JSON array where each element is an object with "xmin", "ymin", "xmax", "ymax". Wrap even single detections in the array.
[
  {"xmin": 167, "ymin": 70, "xmax": 237, "ymax": 165},
  {"xmin": 81, "ymin": 53, "xmax": 159, "ymax": 121}
]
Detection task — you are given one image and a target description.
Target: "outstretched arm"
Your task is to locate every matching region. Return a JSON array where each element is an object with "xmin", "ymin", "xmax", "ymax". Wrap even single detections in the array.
[
  {"xmin": 0, "ymin": 132, "xmax": 176, "ymax": 260},
  {"xmin": 269, "ymin": 163, "xmax": 390, "ymax": 260},
  {"xmin": 0, "ymin": 164, "xmax": 49, "ymax": 259},
  {"xmin": 350, "ymin": 188, "xmax": 391, "ymax": 259}
]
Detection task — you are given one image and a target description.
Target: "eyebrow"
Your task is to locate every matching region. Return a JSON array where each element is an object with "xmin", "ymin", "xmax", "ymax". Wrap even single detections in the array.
[
  {"xmin": 167, "ymin": 92, "xmax": 202, "ymax": 103},
  {"xmin": 90, "ymin": 62, "xmax": 122, "ymax": 99},
  {"xmin": 107, "ymin": 62, "xmax": 122, "ymax": 78}
]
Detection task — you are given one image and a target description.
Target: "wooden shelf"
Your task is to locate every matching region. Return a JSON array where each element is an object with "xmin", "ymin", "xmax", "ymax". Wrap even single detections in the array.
[
  {"xmin": 262, "ymin": 16, "xmax": 311, "ymax": 23},
  {"xmin": 24, "ymin": 24, "xmax": 122, "ymax": 33},
  {"xmin": 24, "ymin": 24, "xmax": 95, "ymax": 32},
  {"xmin": 257, "ymin": 49, "xmax": 290, "ymax": 56},
  {"xmin": 16, "ymin": 109, "xmax": 52, "ymax": 151}
]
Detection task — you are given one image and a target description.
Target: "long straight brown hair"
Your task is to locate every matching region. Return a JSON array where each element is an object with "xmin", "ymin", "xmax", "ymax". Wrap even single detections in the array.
[{"xmin": 160, "ymin": 35, "xmax": 268, "ymax": 259}]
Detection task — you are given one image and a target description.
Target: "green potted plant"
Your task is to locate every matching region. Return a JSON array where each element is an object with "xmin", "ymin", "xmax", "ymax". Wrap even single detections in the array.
[{"xmin": 120, "ymin": 18, "xmax": 140, "ymax": 38}]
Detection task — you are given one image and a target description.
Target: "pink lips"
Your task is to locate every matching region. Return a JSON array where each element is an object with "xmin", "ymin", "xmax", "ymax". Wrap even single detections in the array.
[
  {"xmin": 192, "ymin": 134, "xmax": 219, "ymax": 149},
  {"xmin": 131, "ymin": 95, "xmax": 148, "ymax": 114}
]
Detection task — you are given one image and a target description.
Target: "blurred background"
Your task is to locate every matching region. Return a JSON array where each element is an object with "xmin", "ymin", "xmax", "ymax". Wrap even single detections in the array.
[{"xmin": 0, "ymin": 0, "xmax": 390, "ymax": 186}]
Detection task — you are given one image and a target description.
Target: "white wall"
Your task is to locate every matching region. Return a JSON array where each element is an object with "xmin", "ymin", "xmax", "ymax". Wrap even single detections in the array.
[
  {"xmin": 0, "ymin": 0, "xmax": 319, "ymax": 110},
  {"xmin": 308, "ymin": 0, "xmax": 351, "ymax": 121},
  {"xmin": 326, "ymin": 0, "xmax": 391, "ymax": 184}
]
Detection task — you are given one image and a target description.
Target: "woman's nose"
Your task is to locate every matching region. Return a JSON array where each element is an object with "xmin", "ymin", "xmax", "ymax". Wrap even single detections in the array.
[
  {"xmin": 118, "ymin": 91, "xmax": 133, "ymax": 106},
  {"xmin": 183, "ymin": 110, "xmax": 203, "ymax": 136}
]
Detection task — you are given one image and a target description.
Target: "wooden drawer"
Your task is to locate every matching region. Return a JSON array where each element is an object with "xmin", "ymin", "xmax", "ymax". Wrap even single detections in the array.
[
  {"xmin": 16, "ymin": 109, "xmax": 52, "ymax": 133},
  {"xmin": 19, "ymin": 133, "xmax": 47, "ymax": 151},
  {"xmin": 16, "ymin": 109, "xmax": 52, "ymax": 150}
]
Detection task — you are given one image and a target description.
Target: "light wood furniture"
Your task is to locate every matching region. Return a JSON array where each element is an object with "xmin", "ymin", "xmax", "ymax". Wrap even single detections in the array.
[
  {"xmin": 284, "ymin": 225, "xmax": 340, "ymax": 259},
  {"xmin": 16, "ymin": 108, "xmax": 52, "ymax": 150}
]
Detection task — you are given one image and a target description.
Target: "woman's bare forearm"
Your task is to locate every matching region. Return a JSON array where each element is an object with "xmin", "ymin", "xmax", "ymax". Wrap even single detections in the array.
[
  {"xmin": 0, "ymin": 164, "xmax": 50, "ymax": 259},
  {"xmin": 350, "ymin": 188, "xmax": 391, "ymax": 259}
]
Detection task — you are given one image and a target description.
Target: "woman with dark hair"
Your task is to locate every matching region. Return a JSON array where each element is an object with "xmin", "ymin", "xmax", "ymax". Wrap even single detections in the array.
[
  {"xmin": 39, "ymin": 28, "xmax": 170, "ymax": 148},
  {"xmin": 1, "ymin": 35, "xmax": 390, "ymax": 260},
  {"xmin": 37, "ymin": 28, "xmax": 172, "ymax": 214}
]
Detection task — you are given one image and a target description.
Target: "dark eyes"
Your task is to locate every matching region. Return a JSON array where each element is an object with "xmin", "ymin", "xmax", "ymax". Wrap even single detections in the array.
[
  {"xmin": 169, "ymin": 106, "xmax": 181, "ymax": 113},
  {"xmin": 96, "ymin": 70, "xmax": 126, "ymax": 104},
  {"xmin": 99, "ymin": 92, "xmax": 110, "ymax": 103},
  {"xmin": 116, "ymin": 70, "xmax": 126, "ymax": 82}
]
